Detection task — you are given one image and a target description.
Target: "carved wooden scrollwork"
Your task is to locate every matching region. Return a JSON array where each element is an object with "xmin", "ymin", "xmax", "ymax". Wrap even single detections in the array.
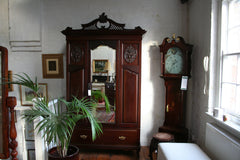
[
  {"xmin": 124, "ymin": 45, "xmax": 137, "ymax": 63},
  {"xmin": 61, "ymin": 13, "xmax": 146, "ymax": 36},
  {"xmin": 81, "ymin": 12, "xmax": 125, "ymax": 30},
  {"xmin": 70, "ymin": 45, "xmax": 84, "ymax": 63}
]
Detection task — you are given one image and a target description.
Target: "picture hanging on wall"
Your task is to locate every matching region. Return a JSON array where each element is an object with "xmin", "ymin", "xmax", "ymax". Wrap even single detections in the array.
[
  {"xmin": 42, "ymin": 54, "xmax": 64, "ymax": 78},
  {"xmin": 8, "ymin": 70, "xmax": 14, "ymax": 91},
  {"xmin": 27, "ymin": 149, "xmax": 36, "ymax": 160},
  {"xmin": 20, "ymin": 83, "xmax": 48, "ymax": 106},
  {"xmin": 25, "ymin": 120, "xmax": 35, "ymax": 141}
]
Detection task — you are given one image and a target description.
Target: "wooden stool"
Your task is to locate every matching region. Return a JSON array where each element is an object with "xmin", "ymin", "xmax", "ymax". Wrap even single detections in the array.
[{"xmin": 149, "ymin": 132, "xmax": 174, "ymax": 160}]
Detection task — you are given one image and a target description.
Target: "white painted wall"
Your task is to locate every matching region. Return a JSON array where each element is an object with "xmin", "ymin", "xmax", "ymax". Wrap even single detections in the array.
[
  {"xmin": 0, "ymin": 0, "xmax": 9, "ymax": 48},
  {"xmin": 187, "ymin": 0, "xmax": 215, "ymax": 148},
  {"xmin": 1, "ymin": 0, "xmax": 189, "ymax": 159}
]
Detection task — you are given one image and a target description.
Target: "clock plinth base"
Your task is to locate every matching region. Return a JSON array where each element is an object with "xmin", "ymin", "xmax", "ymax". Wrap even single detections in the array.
[{"xmin": 158, "ymin": 125, "xmax": 188, "ymax": 142}]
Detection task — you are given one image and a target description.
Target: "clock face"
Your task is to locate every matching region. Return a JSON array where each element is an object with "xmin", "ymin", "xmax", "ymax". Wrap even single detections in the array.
[{"xmin": 165, "ymin": 47, "xmax": 183, "ymax": 74}]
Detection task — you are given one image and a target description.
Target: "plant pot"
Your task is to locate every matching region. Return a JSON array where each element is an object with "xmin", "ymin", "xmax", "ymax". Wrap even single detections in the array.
[{"xmin": 48, "ymin": 145, "xmax": 79, "ymax": 160}]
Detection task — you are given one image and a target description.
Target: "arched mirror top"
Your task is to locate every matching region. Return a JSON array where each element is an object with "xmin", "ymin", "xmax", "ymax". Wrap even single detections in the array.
[
  {"xmin": 0, "ymin": 46, "xmax": 9, "ymax": 159},
  {"xmin": 89, "ymin": 40, "xmax": 117, "ymax": 50}
]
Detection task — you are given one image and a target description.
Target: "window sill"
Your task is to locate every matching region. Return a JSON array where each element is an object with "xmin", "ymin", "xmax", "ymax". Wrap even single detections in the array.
[{"xmin": 206, "ymin": 112, "xmax": 240, "ymax": 139}]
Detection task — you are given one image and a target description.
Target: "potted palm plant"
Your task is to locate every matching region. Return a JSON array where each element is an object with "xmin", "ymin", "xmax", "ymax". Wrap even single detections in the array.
[{"xmin": 8, "ymin": 73, "xmax": 109, "ymax": 159}]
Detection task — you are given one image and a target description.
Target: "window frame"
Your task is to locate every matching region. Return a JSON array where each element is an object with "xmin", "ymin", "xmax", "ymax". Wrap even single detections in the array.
[{"xmin": 209, "ymin": 0, "xmax": 240, "ymax": 126}]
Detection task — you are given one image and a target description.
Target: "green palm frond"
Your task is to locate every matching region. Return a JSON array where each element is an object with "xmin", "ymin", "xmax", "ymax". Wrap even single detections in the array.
[
  {"xmin": 71, "ymin": 96, "xmax": 103, "ymax": 140},
  {"xmin": 3, "ymin": 73, "xmax": 40, "ymax": 96},
  {"xmin": 22, "ymin": 96, "xmax": 103, "ymax": 156},
  {"xmin": 91, "ymin": 90, "xmax": 110, "ymax": 113},
  {"xmin": 6, "ymin": 73, "xmax": 107, "ymax": 158}
]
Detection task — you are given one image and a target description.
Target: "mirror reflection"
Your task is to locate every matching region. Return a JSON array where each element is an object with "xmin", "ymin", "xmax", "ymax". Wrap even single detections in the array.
[{"xmin": 91, "ymin": 45, "xmax": 116, "ymax": 124}]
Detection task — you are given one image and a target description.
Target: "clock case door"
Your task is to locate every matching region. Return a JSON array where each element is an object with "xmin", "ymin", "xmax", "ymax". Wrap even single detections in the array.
[{"xmin": 164, "ymin": 79, "xmax": 185, "ymax": 127}]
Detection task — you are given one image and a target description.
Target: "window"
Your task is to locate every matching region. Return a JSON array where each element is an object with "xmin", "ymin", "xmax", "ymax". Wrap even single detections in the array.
[{"xmin": 211, "ymin": 0, "xmax": 240, "ymax": 125}]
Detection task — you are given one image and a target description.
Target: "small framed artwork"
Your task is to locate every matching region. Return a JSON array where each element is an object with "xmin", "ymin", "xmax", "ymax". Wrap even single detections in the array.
[
  {"xmin": 42, "ymin": 54, "xmax": 64, "ymax": 78},
  {"xmin": 25, "ymin": 121, "xmax": 34, "ymax": 141},
  {"xmin": 8, "ymin": 70, "xmax": 14, "ymax": 91},
  {"xmin": 14, "ymin": 110, "xmax": 18, "ymax": 123},
  {"xmin": 93, "ymin": 59, "xmax": 109, "ymax": 73},
  {"xmin": 27, "ymin": 149, "xmax": 36, "ymax": 160},
  {"xmin": 20, "ymin": 83, "xmax": 48, "ymax": 106}
]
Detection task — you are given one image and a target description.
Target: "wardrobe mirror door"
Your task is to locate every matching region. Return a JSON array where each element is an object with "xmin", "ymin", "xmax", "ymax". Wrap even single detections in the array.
[
  {"xmin": 90, "ymin": 45, "xmax": 116, "ymax": 124},
  {"xmin": 0, "ymin": 46, "xmax": 9, "ymax": 159}
]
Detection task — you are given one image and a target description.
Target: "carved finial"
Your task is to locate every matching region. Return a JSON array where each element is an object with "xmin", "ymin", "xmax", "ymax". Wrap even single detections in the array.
[
  {"xmin": 168, "ymin": 34, "xmax": 180, "ymax": 42},
  {"xmin": 99, "ymin": 12, "xmax": 108, "ymax": 23},
  {"xmin": 79, "ymin": 13, "xmax": 126, "ymax": 30}
]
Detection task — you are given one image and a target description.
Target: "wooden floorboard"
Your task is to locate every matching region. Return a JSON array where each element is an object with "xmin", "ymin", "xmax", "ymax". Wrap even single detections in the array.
[{"xmin": 78, "ymin": 146, "xmax": 157, "ymax": 160}]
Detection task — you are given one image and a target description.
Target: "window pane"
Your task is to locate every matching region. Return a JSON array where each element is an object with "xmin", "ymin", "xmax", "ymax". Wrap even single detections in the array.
[
  {"xmin": 221, "ymin": 0, "xmax": 228, "ymax": 52},
  {"xmin": 236, "ymin": 85, "xmax": 240, "ymax": 116},
  {"xmin": 228, "ymin": 0, "xmax": 240, "ymax": 28},
  {"xmin": 221, "ymin": 83, "xmax": 237, "ymax": 114},
  {"xmin": 227, "ymin": 27, "xmax": 240, "ymax": 53},
  {"xmin": 238, "ymin": 55, "xmax": 240, "ymax": 84},
  {"xmin": 227, "ymin": 1, "xmax": 240, "ymax": 53},
  {"xmin": 222, "ymin": 55, "xmax": 238, "ymax": 83}
]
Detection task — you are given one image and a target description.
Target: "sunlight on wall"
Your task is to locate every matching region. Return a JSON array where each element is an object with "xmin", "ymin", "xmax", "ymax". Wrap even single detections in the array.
[{"xmin": 140, "ymin": 40, "xmax": 166, "ymax": 145}]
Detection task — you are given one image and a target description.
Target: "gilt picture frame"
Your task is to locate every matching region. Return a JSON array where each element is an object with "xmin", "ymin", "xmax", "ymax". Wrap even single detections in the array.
[
  {"xmin": 42, "ymin": 54, "xmax": 64, "ymax": 78},
  {"xmin": 92, "ymin": 59, "xmax": 109, "ymax": 73},
  {"xmin": 20, "ymin": 83, "xmax": 48, "ymax": 106},
  {"xmin": 8, "ymin": 70, "xmax": 14, "ymax": 91}
]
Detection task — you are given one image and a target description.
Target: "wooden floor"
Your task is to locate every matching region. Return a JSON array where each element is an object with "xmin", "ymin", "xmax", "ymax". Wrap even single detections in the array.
[{"xmin": 78, "ymin": 146, "xmax": 157, "ymax": 160}]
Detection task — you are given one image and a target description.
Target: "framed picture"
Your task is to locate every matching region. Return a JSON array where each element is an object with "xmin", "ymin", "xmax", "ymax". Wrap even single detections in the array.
[
  {"xmin": 25, "ymin": 120, "xmax": 35, "ymax": 141},
  {"xmin": 20, "ymin": 83, "xmax": 48, "ymax": 106},
  {"xmin": 14, "ymin": 110, "xmax": 18, "ymax": 123},
  {"xmin": 93, "ymin": 59, "xmax": 109, "ymax": 73},
  {"xmin": 27, "ymin": 149, "xmax": 36, "ymax": 160},
  {"xmin": 42, "ymin": 54, "xmax": 64, "ymax": 78},
  {"xmin": 8, "ymin": 70, "xmax": 14, "ymax": 91}
]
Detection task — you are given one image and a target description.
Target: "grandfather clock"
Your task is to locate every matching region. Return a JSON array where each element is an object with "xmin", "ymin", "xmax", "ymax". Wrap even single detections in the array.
[{"xmin": 159, "ymin": 34, "xmax": 193, "ymax": 142}]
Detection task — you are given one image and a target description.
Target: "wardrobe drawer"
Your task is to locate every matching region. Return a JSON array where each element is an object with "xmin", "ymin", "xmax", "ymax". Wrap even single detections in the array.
[
  {"xmin": 71, "ymin": 129, "xmax": 100, "ymax": 144},
  {"xmin": 71, "ymin": 129, "xmax": 139, "ymax": 146},
  {"xmin": 101, "ymin": 129, "xmax": 139, "ymax": 145}
]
